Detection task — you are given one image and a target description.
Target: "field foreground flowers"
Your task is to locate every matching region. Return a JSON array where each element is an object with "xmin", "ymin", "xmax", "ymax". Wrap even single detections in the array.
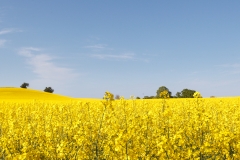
[{"xmin": 1, "ymin": 96, "xmax": 240, "ymax": 159}]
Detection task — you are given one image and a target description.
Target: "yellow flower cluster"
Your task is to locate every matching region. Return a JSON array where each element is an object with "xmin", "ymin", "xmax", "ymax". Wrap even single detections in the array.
[
  {"xmin": 159, "ymin": 90, "xmax": 170, "ymax": 99},
  {"xmin": 0, "ymin": 96, "xmax": 240, "ymax": 159},
  {"xmin": 193, "ymin": 91, "xmax": 203, "ymax": 98},
  {"xmin": 103, "ymin": 91, "xmax": 114, "ymax": 101}
]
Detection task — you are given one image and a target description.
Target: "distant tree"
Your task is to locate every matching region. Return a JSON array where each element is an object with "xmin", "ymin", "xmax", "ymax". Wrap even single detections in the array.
[
  {"xmin": 175, "ymin": 88, "xmax": 196, "ymax": 98},
  {"xmin": 136, "ymin": 96, "xmax": 141, "ymax": 99},
  {"xmin": 143, "ymin": 96, "xmax": 155, "ymax": 99},
  {"xmin": 175, "ymin": 92, "xmax": 182, "ymax": 98},
  {"xmin": 115, "ymin": 95, "xmax": 120, "ymax": 99},
  {"xmin": 210, "ymin": 96, "xmax": 215, "ymax": 98},
  {"xmin": 143, "ymin": 96, "xmax": 150, "ymax": 99},
  {"xmin": 20, "ymin": 82, "xmax": 29, "ymax": 89},
  {"xmin": 44, "ymin": 87, "xmax": 54, "ymax": 93},
  {"xmin": 156, "ymin": 86, "xmax": 172, "ymax": 98},
  {"xmin": 181, "ymin": 89, "xmax": 196, "ymax": 98}
]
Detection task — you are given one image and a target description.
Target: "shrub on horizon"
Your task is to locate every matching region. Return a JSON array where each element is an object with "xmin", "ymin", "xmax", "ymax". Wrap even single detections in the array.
[
  {"xmin": 44, "ymin": 87, "xmax": 54, "ymax": 93},
  {"xmin": 20, "ymin": 82, "xmax": 29, "ymax": 89}
]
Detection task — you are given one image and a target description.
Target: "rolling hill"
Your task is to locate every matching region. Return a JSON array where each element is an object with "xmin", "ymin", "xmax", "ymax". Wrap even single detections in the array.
[
  {"xmin": 0, "ymin": 87, "xmax": 101, "ymax": 102},
  {"xmin": 0, "ymin": 87, "xmax": 74, "ymax": 102}
]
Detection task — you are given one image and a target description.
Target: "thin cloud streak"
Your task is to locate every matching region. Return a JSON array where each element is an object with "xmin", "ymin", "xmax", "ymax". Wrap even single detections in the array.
[
  {"xmin": 0, "ymin": 28, "xmax": 21, "ymax": 47},
  {"xmin": 215, "ymin": 63, "xmax": 240, "ymax": 75},
  {"xmin": 90, "ymin": 53, "xmax": 150, "ymax": 62},
  {"xmin": 19, "ymin": 47, "xmax": 41, "ymax": 57},
  {"xmin": 84, "ymin": 44, "xmax": 107, "ymax": 49},
  {"xmin": 215, "ymin": 63, "xmax": 240, "ymax": 68},
  {"xmin": 0, "ymin": 28, "xmax": 20, "ymax": 35},
  {"xmin": 91, "ymin": 53, "xmax": 135, "ymax": 60}
]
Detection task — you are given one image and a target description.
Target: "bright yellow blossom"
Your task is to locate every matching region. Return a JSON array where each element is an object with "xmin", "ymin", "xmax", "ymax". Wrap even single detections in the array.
[{"xmin": 0, "ymin": 88, "xmax": 240, "ymax": 159}]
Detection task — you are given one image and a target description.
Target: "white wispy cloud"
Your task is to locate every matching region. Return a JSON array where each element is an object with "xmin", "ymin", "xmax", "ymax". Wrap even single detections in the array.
[
  {"xmin": 215, "ymin": 63, "xmax": 240, "ymax": 68},
  {"xmin": 85, "ymin": 43, "xmax": 148, "ymax": 62},
  {"xmin": 215, "ymin": 63, "xmax": 240, "ymax": 75},
  {"xmin": 85, "ymin": 44, "xmax": 107, "ymax": 49},
  {"xmin": 19, "ymin": 47, "xmax": 41, "ymax": 57},
  {"xmin": 0, "ymin": 28, "xmax": 21, "ymax": 47},
  {"xmin": 91, "ymin": 53, "xmax": 135, "ymax": 60},
  {"xmin": 0, "ymin": 28, "xmax": 20, "ymax": 35},
  {"xmin": 0, "ymin": 39, "xmax": 6, "ymax": 47},
  {"xmin": 18, "ymin": 47, "xmax": 79, "ymax": 84}
]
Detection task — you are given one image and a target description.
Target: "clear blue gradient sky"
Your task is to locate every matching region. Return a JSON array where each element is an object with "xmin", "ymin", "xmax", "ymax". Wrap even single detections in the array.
[{"xmin": 1, "ymin": 1, "xmax": 240, "ymax": 98}]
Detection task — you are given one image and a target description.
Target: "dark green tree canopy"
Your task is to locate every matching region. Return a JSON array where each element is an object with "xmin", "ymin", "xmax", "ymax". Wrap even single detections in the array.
[
  {"xmin": 143, "ymin": 96, "xmax": 155, "ymax": 99},
  {"xmin": 115, "ymin": 95, "xmax": 120, "ymax": 100},
  {"xmin": 156, "ymin": 86, "xmax": 172, "ymax": 98},
  {"xmin": 175, "ymin": 92, "xmax": 181, "ymax": 98},
  {"xmin": 175, "ymin": 88, "xmax": 196, "ymax": 98},
  {"xmin": 20, "ymin": 82, "xmax": 29, "ymax": 89},
  {"xmin": 44, "ymin": 87, "xmax": 54, "ymax": 93}
]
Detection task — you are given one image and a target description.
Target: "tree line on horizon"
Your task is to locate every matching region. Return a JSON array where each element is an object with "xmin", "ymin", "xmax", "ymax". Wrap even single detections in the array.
[
  {"xmin": 20, "ymin": 83, "xmax": 205, "ymax": 99},
  {"xmin": 115, "ymin": 86, "xmax": 204, "ymax": 99},
  {"xmin": 141, "ymin": 86, "xmax": 198, "ymax": 99},
  {"xmin": 20, "ymin": 82, "xmax": 54, "ymax": 93},
  {"xmin": 141, "ymin": 86, "xmax": 203, "ymax": 99}
]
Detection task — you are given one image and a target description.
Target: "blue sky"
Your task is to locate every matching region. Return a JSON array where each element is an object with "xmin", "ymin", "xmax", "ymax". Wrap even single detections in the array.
[{"xmin": 1, "ymin": 1, "xmax": 240, "ymax": 98}]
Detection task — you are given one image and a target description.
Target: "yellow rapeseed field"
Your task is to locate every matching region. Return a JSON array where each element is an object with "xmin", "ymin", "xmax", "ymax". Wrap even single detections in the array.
[{"xmin": 0, "ymin": 88, "xmax": 240, "ymax": 159}]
